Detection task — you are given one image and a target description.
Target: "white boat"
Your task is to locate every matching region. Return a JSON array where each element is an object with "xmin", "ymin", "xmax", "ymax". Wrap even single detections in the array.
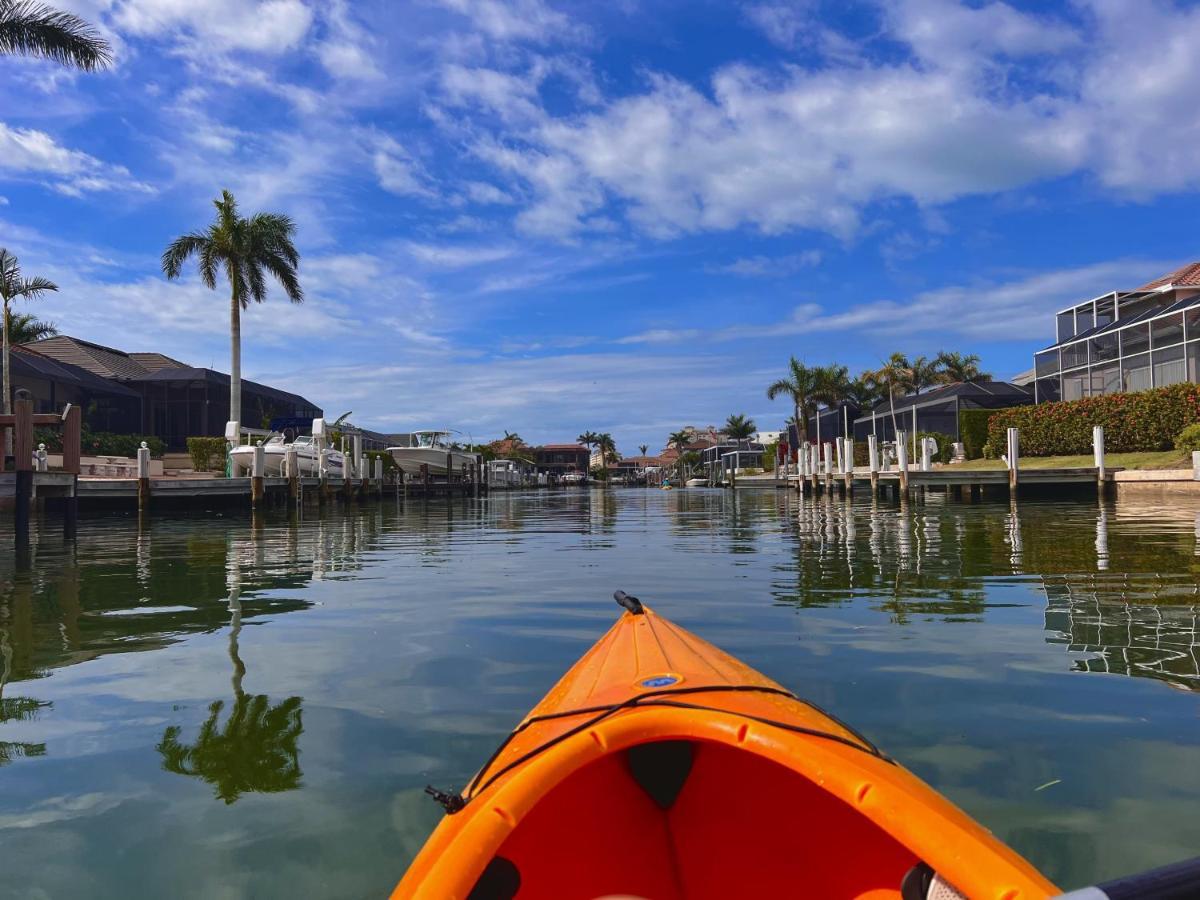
[
  {"xmin": 686, "ymin": 477, "xmax": 707, "ymax": 487},
  {"xmin": 560, "ymin": 471, "xmax": 588, "ymax": 485},
  {"xmin": 229, "ymin": 433, "xmax": 344, "ymax": 476},
  {"xmin": 387, "ymin": 431, "xmax": 477, "ymax": 477}
]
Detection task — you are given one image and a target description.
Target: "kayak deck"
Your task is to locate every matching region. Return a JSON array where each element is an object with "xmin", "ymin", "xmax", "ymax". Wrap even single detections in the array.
[{"xmin": 394, "ymin": 600, "xmax": 1058, "ymax": 900}]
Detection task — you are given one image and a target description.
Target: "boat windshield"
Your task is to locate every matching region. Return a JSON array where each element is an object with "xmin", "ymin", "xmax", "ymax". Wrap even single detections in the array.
[
  {"xmin": 414, "ymin": 432, "xmax": 449, "ymax": 448},
  {"xmin": 291, "ymin": 435, "xmax": 314, "ymax": 447}
]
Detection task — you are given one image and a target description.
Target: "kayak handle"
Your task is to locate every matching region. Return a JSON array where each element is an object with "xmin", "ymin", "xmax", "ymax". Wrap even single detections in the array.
[
  {"xmin": 1056, "ymin": 854, "xmax": 1200, "ymax": 899},
  {"xmin": 614, "ymin": 590, "xmax": 645, "ymax": 615}
]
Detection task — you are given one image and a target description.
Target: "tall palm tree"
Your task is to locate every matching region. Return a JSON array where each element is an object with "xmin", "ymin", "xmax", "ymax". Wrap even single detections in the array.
[
  {"xmin": 874, "ymin": 352, "xmax": 912, "ymax": 439},
  {"xmin": 6, "ymin": 311, "xmax": 56, "ymax": 344},
  {"xmin": 0, "ymin": 1, "xmax": 112, "ymax": 69},
  {"xmin": 1, "ymin": 249, "xmax": 57, "ymax": 428},
  {"xmin": 162, "ymin": 191, "xmax": 303, "ymax": 430},
  {"xmin": 909, "ymin": 355, "xmax": 940, "ymax": 393},
  {"xmin": 638, "ymin": 443, "xmax": 648, "ymax": 457},
  {"xmin": 936, "ymin": 350, "xmax": 991, "ymax": 384},
  {"xmin": 596, "ymin": 432, "xmax": 616, "ymax": 472},
  {"xmin": 723, "ymin": 413, "xmax": 756, "ymax": 446},
  {"xmin": 766, "ymin": 356, "xmax": 820, "ymax": 443}
]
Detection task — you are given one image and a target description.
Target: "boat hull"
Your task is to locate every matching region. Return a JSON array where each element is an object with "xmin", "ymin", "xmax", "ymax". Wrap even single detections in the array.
[
  {"xmin": 229, "ymin": 445, "xmax": 343, "ymax": 476},
  {"xmin": 388, "ymin": 446, "xmax": 476, "ymax": 477},
  {"xmin": 392, "ymin": 604, "xmax": 1058, "ymax": 900}
]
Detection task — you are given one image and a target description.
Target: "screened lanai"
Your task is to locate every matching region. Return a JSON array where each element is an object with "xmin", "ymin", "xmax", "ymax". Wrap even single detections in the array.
[{"xmin": 850, "ymin": 382, "xmax": 1033, "ymax": 442}]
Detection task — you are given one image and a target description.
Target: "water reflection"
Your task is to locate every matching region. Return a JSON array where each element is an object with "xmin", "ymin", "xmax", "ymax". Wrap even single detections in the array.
[{"xmin": 1, "ymin": 491, "xmax": 1199, "ymax": 895}]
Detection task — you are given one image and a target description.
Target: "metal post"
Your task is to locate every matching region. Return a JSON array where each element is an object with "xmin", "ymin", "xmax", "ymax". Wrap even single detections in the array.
[
  {"xmin": 251, "ymin": 440, "xmax": 265, "ymax": 506},
  {"xmin": 136, "ymin": 441, "xmax": 151, "ymax": 511},
  {"xmin": 286, "ymin": 446, "xmax": 299, "ymax": 504},
  {"xmin": 920, "ymin": 436, "xmax": 932, "ymax": 472},
  {"xmin": 353, "ymin": 434, "xmax": 363, "ymax": 483},
  {"xmin": 896, "ymin": 429, "xmax": 909, "ymax": 496},
  {"xmin": 822, "ymin": 441, "xmax": 833, "ymax": 492},
  {"xmin": 1007, "ymin": 426, "xmax": 1020, "ymax": 496}
]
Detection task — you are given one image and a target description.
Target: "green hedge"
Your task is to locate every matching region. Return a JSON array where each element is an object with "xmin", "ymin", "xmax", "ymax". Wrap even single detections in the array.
[
  {"xmin": 187, "ymin": 437, "xmax": 227, "ymax": 472},
  {"xmin": 33, "ymin": 427, "xmax": 166, "ymax": 458},
  {"xmin": 365, "ymin": 449, "xmax": 398, "ymax": 473},
  {"xmin": 915, "ymin": 431, "xmax": 954, "ymax": 464},
  {"xmin": 959, "ymin": 409, "xmax": 991, "ymax": 459},
  {"xmin": 986, "ymin": 383, "xmax": 1200, "ymax": 456}
]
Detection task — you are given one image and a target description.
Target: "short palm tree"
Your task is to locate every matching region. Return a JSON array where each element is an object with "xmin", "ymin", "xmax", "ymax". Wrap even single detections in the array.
[
  {"xmin": 874, "ymin": 352, "xmax": 913, "ymax": 439},
  {"xmin": 936, "ymin": 350, "xmax": 991, "ymax": 384},
  {"xmin": 1, "ymin": 249, "xmax": 57, "ymax": 421},
  {"xmin": 766, "ymin": 356, "xmax": 820, "ymax": 443},
  {"xmin": 162, "ymin": 191, "xmax": 303, "ymax": 430},
  {"xmin": 6, "ymin": 311, "xmax": 56, "ymax": 343},
  {"xmin": 667, "ymin": 429, "xmax": 691, "ymax": 481},
  {"xmin": 723, "ymin": 413, "xmax": 756, "ymax": 446},
  {"xmin": 596, "ymin": 432, "xmax": 616, "ymax": 472},
  {"xmin": 0, "ymin": 1, "xmax": 112, "ymax": 69}
]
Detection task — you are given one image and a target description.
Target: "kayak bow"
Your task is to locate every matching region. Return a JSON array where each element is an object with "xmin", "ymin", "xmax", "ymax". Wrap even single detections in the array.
[{"xmin": 393, "ymin": 593, "xmax": 1059, "ymax": 900}]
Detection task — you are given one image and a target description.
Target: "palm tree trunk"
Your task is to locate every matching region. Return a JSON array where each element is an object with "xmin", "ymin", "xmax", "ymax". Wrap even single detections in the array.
[
  {"xmin": 229, "ymin": 287, "xmax": 241, "ymax": 429},
  {"xmin": 2, "ymin": 300, "xmax": 11, "ymax": 461}
]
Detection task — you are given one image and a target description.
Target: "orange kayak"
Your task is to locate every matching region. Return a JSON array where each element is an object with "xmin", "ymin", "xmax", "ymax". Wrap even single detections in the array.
[{"xmin": 392, "ymin": 593, "xmax": 1059, "ymax": 900}]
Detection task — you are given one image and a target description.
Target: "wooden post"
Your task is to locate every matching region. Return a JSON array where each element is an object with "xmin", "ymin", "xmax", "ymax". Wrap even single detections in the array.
[
  {"xmin": 374, "ymin": 456, "xmax": 384, "ymax": 497},
  {"xmin": 353, "ymin": 434, "xmax": 363, "ymax": 484},
  {"xmin": 14, "ymin": 397, "xmax": 33, "ymax": 542},
  {"xmin": 286, "ymin": 446, "xmax": 299, "ymax": 504},
  {"xmin": 843, "ymin": 438, "xmax": 854, "ymax": 494},
  {"xmin": 251, "ymin": 441, "xmax": 265, "ymax": 506},
  {"xmin": 1093, "ymin": 425, "xmax": 1107, "ymax": 495},
  {"xmin": 868, "ymin": 434, "xmax": 879, "ymax": 495},
  {"xmin": 896, "ymin": 429, "xmax": 909, "ymax": 497},
  {"xmin": 59, "ymin": 405, "xmax": 79, "ymax": 537},
  {"xmin": 1007, "ymin": 426, "xmax": 1020, "ymax": 497}
]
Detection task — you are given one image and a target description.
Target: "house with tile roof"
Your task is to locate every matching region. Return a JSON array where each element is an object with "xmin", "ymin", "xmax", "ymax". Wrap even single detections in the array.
[
  {"xmin": 1033, "ymin": 261, "xmax": 1200, "ymax": 404},
  {"xmin": 13, "ymin": 335, "xmax": 322, "ymax": 450}
]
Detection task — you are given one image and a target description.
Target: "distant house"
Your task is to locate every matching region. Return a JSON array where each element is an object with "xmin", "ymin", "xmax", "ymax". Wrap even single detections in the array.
[
  {"xmin": 534, "ymin": 443, "xmax": 589, "ymax": 475},
  {"xmin": 1033, "ymin": 261, "xmax": 1200, "ymax": 403},
  {"xmin": 17, "ymin": 335, "xmax": 321, "ymax": 450}
]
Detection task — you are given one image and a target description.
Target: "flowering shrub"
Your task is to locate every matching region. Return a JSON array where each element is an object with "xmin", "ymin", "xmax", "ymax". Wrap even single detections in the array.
[{"xmin": 987, "ymin": 383, "xmax": 1200, "ymax": 455}]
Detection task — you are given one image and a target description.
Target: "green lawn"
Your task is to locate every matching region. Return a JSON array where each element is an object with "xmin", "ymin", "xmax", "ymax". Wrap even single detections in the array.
[{"xmin": 953, "ymin": 450, "xmax": 1191, "ymax": 470}]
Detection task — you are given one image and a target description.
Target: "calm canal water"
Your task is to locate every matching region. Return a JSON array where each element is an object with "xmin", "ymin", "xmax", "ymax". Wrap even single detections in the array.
[{"xmin": 2, "ymin": 489, "xmax": 1199, "ymax": 897}]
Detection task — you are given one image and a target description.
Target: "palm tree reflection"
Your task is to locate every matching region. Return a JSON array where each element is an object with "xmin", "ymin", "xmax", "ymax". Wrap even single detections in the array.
[{"xmin": 156, "ymin": 568, "xmax": 303, "ymax": 804}]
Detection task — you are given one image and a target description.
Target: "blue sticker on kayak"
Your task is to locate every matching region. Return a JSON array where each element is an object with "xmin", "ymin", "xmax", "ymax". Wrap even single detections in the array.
[{"xmin": 641, "ymin": 675, "xmax": 678, "ymax": 688}]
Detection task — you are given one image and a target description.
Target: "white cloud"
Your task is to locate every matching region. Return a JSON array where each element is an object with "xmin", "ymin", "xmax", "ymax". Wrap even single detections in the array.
[
  {"xmin": 710, "ymin": 250, "xmax": 822, "ymax": 277},
  {"xmin": 404, "ymin": 241, "xmax": 514, "ymax": 268},
  {"xmin": 316, "ymin": 0, "xmax": 382, "ymax": 80},
  {"xmin": 112, "ymin": 0, "xmax": 314, "ymax": 54},
  {"xmin": 0, "ymin": 122, "xmax": 154, "ymax": 196},
  {"xmin": 434, "ymin": 0, "xmax": 584, "ymax": 44},
  {"xmin": 464, "ymin": 180, "xmax": 515, "ymax": 205},
  {"xmin": 373, "ymin": 137, "xmax": 438, "ymax": 199}
]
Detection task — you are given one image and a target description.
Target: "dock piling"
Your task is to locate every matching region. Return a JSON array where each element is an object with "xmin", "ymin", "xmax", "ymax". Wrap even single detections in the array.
[
  {"xmin": 1093, "ymin": 425, "xmax": 1108, "ymax": 495},
  {"xmin": 14, "ymin": 396, "xmax": 33, "ymax": 545},
  {"xmin": 843, "ymin": 438, "xmax": 854, "ymax": 494},
  {"xmin": 1006, "ymin": 427, "xmax": 1020, "ymax": 497},
  {"xmin": 867, "ymin": 434, "xmax": 879, "ymax": 495},
  {"xmin": 896, "ymin": 430, "xmax": 909, "ymax": 497},
  {"xmin": 63, "ymin": 404, "xmax": 80, "ymax": 538},
  {"xmin": 137, "ymin": 442, "xmax": 152, "ymax": 511},
  {"xmin": 251, "ymin": 441, "xmax": 265, "ymax": 506},
  {"xmin": 286, "ymin": 447, "xmax": 299, "ymax": 504}
]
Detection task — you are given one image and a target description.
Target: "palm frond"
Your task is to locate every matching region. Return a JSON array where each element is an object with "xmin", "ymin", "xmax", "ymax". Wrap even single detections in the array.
[
  {"xmin": 161, "ymin": 233, "xmax": 210, "ymax": 280},
  {"xmin": 6, "ymin": 311, "xmax": 57, "ymax": 342},
  {"xmin": 0, "ymin": 1, "xmax": 112, "ymax": 70},
  {"xmin": 259, "ymin": 252, "xmax": 303, "ymax": 304}
]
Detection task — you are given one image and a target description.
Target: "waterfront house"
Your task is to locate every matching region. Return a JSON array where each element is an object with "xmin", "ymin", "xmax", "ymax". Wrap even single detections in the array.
[
  {"xmin": 1033, "ymin": 261, "xmax": 1200, "ymax": 403},
  {"xmin": 20, "ymin": 335, "xmax": 322, "ymax": 449},
  {"xmin": 850, "ymin": 381, "xmax": 1032, "ymax": 443},
  {"xmin": 534, "ymin": 443, "xmax": 590, "ymax": 476}
]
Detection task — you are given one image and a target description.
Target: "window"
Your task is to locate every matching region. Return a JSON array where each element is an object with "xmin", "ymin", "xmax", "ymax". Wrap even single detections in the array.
[
  {"xmin": 1095, "ymin": 295, "xmax": 1116, "ymax": 328},
  {"xmin": 1152, "ymin": 312, "xmax": 1184, "ymax": 348},
  {"xmin": 1035, "ymin": 377, "xmax": 1061, "ymax": 403},
  {"xmin": 1121, "ymin": 323, "xmax": 1150, "ymax": 356},
  {"xmin": 1123, "ymin": 353, "xmax": 1151, "ymax": 392},
  {"xmin": 1057, "ymin": 311, "xmax": 1076, "ymax": 342},
  {"xmin": 1090, "ymin": 332, "xmax": 1118, "ymax": 363},
  {"xmin": 1060, "ymin": 341, "xmax": 1088, "ymax": 369},
  {"xmin": 1035, "ymin": 349, "xmax": 1059, "ymax": 377},
  {"xmin": 1075, "ymin": 306, "xmax": 1094, "ymax": 333},
  {"xmin": 1089, "ymin": 363, "xmax": 1120, "ymax": 396},
  {"xmin": 1186, "ymin": 305, "xmax": 1200, "ymax": 341},
  {"xmin": 1153, "ymin": 345, "xmax": 1186, "ymax": 387},
  {"xmin": 1189, "ymin": 342, "xmax": 1200, "ymax": 383},
  {"xmin": 1062, "ymin": 371, "xmax": 1087, "ymax": 401}
]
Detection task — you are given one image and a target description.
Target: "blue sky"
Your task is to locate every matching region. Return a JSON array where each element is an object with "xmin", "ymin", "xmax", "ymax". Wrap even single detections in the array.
[{"xmin": 2, "ymin": 0, "xmax": 1199, "ymax": 452}]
